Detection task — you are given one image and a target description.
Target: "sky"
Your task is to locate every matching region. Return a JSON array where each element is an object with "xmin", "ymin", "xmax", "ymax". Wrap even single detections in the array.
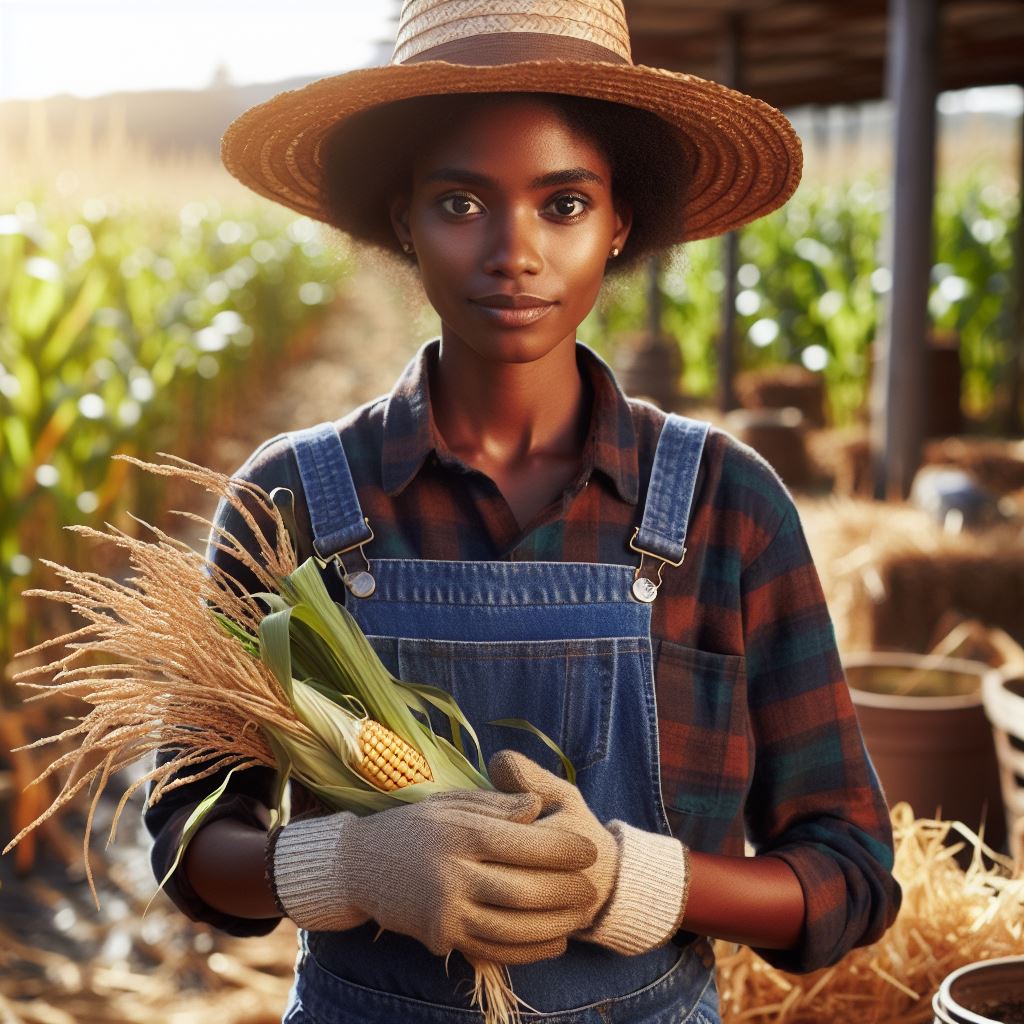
[
  {"xmin": 0, "ymin": 0, "xmax": 398, "ymax": 100},
  {"xmin": 0, "ymin": 1, "xmax": 1021, "ymax": 116}
]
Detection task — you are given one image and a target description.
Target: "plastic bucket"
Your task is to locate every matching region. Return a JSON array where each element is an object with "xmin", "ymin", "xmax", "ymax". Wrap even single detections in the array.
[
  {"xmin": 843, "ymin": 654, "xmax": 1005, "ymax": 850},
  {"xmin": 933, "ymin": 956, "xmax": 1024, "ymax": 1023}
]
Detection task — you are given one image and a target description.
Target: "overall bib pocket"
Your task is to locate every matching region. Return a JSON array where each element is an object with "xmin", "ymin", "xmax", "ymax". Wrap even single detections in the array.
[{"xmin": 364, "ymin": 636, "xmax": 631, "ymax": 775}]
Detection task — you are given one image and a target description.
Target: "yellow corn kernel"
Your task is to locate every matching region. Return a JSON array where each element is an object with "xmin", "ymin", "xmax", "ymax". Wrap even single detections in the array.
[{"xmin": 355, "ymin": 719, "xmax": 433, "ymax": 791}]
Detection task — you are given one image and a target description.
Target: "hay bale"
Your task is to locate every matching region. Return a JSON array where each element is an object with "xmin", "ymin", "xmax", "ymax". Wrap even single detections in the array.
[
  {"xmin": 798, "ymin": 497, "xmax": 1024, "ymax": 654},
  {"xmin": 925, "ymin": 437, "xmax": 1024, "ymax": 496},
  {"xmin": 736, "ymin": 365, "xmax": 827, "ymax": 428},
  {"xmin": 727, "ymin": 408, "xmax": 814, "ymax": 489},
  {"xmin": 806, "ymin": 425, "xmax": 872, "ymax": 497}
]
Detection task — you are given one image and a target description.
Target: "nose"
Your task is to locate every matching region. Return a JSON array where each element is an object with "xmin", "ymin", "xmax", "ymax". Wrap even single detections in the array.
[{"xmin": 481, "ymin": 206, "xmax": 542, "ymax": 278}]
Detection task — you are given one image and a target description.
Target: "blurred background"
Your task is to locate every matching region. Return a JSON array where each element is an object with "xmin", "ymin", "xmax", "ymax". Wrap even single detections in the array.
[{"xmin": 1, "ymin": 1, "xmax": 1023, "ymax": 1021}]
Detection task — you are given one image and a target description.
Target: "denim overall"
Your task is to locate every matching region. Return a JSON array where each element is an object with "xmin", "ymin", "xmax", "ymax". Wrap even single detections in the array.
[{"xmin": 279, "ymin": 413, "xmax": 720, "ymax": 1024}]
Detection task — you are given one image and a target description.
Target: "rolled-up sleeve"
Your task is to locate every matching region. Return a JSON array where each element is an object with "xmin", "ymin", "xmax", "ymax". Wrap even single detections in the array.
[{"xmin": 741, "ymin": 504, "xmax": 902, "ymax": 972}]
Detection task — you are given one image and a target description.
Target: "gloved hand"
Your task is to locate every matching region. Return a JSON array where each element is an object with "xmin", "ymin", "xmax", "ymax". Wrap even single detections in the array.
[
  {"xmin": 267, "ymin": 787, "xmax": 601, "ymax": 964},
  {"xmin": 488, "ymin": 749, "xmax": 691, "ymax": 956}
]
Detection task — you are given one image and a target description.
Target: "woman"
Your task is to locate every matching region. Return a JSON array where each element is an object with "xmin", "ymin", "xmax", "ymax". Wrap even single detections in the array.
[{"xmin": 144, "ymin": 3, "xmax": 901, "ymax": 1021}]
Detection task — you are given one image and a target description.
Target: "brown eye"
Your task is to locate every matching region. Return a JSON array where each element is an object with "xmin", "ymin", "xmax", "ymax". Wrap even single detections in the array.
[
  {"xmin": 440, "ymin": 194, "xmax": 482, "ymax": 216},
  {"xmin": 548, "ymin": 194, "xmax": 587, "ymax": 218}
]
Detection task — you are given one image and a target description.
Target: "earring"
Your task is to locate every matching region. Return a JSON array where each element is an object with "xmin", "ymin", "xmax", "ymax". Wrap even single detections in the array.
[
  {"xmin": 402, "ymin": 242, "xmax": 414, "ymax": 255},
  {"xmin": 609, "ymin": 247, "xmax": 620, "ymax": 258}
]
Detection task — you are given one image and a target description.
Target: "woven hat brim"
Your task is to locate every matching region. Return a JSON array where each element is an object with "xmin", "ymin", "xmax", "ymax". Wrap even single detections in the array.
[{"xmin": 220, "ymin": 60, "xmax": 803, "ymax": 245}]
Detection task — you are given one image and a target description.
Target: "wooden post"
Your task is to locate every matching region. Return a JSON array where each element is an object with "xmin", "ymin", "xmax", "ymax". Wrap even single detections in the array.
[
  {"xmin": 717, "ymin": 12, "xmax": 742, "ymax": 413},
  {"xmin": 1007, "ymin": 105, "xmax": 1024, "ymax": 435},
  {"xmin": 871, "ymin": 0, "xmax": 939, "ymax": 498}
]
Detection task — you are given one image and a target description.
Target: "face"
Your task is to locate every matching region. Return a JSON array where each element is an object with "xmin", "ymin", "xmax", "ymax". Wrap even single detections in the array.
[{"xmin": 389, "ymin": 96, "xmax": 632, "ymax": 365}]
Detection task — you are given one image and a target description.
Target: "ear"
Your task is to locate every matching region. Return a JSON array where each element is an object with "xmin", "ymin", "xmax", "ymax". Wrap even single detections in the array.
[
  {"xmin": 389, "ymin": 195, "xmax": 413, "ymax": 252},
  {"xmin": 611, "ymin": 197, "xmax": 633, "ymax": 254}
]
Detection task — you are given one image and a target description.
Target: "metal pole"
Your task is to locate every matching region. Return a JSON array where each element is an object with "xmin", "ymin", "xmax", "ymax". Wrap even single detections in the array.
[
  {"xmin": 717, "ymin": 13, "xmax": 742, "ymax": 413},
  {"xmin": 871, "ymin": 0, "xmax": 939, "ymax": 499}
]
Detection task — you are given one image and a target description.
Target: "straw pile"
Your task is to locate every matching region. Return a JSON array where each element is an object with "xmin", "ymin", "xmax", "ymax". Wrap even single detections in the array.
[
  {"xmin": 797, "ymin": 496, "xmax": 1024, "ymax": 653},
  {"xmin": 805, "ymin": 430, "xmax": 1024, "ymax": 502},
  {"xmin": 717, "ymin": 804, "xmax": 1024, "ymax": 1024}
]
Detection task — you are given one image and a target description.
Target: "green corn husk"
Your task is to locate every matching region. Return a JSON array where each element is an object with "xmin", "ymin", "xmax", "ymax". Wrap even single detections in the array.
[{"xmin": 3, "ymin": 454, "xmax": 575, "ymax": 1024}]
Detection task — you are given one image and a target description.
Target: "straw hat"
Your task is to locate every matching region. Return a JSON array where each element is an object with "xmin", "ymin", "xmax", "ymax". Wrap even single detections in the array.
[{"xmin": 221, "ymin": 0, "xmax": 803, "ymax": 245}]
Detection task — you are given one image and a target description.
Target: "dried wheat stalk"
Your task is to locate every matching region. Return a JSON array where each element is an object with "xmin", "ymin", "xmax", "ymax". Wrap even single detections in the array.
[{"xmin": 4, "ymin": 453, "xmax": 302, "ymax": 908}]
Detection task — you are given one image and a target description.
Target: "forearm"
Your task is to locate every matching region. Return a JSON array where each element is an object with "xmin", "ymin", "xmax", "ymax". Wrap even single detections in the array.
[
  {"xmin": 681, "ymin": 850, "xmax": 804, "ymax": 950},
  {"xmin": 182, "ymin": 815, "xmax": 283, "ymax": 920}
]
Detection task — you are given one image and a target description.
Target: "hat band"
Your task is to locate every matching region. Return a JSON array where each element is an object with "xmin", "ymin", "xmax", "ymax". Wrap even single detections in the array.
[{"xmin": 401, "ymin": 31, "xmax": 630, "ymax": 68}]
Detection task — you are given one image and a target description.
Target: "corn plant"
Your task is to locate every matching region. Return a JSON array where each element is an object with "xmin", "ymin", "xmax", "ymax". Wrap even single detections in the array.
[
  {"xmin": 0, "ymin": 199, "xmax": 347, "ymax": 681},
  {"xmin": 591, "ymin": 169, "xmax": 1019, "ymax": 426}
]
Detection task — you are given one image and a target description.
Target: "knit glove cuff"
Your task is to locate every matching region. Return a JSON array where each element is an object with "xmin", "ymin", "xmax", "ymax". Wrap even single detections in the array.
[
  {"xmin": 575, "ymin": 820, "xmax": 690, "ymax": 955},
  {"xmin": 267, "ymin": 811, "xmax": 371, "ymax": 932}
]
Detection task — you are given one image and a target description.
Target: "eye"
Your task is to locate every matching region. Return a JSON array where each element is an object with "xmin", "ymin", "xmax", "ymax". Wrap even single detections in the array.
[
  {"xmin": 439, "ymin": 193, "xmax": 483, "ymax": 217},
  {"xmin": 546, "ymin": 193, "xmax": 589, "ymax": 219}
]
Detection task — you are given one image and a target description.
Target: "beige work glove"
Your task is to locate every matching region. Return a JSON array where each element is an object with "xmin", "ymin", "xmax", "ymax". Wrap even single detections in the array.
[
  {"xmin": 268, "ymin": 788, "xmax": 601, "ymax": 964},
  {"xmin": 488, "ymin": 749, "xmax": 691, "ymax": 956}
]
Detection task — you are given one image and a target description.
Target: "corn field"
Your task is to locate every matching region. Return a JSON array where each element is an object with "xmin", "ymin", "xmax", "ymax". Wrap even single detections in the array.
[
  {"xmin": 0, "ymin": 199, "xmax": 347, "ymax": 680},
  {"xmin": 580, "ymin": 167, "xmax": 1021, "ymax": 425}
]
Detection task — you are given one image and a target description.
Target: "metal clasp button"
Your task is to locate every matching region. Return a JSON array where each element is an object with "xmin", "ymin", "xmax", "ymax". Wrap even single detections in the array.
[{"xmin": 628, "ymin": 526, "xmax": 685, "ymax": 604}]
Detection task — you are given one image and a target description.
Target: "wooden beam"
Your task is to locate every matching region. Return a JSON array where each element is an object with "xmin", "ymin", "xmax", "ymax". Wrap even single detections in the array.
[
  {"xmin": 871, "ymin": 0, "xmax": 940, "ymax": 499},
  {"xmin": 718, "ymin": 12, "xmax": 742, "ymax": 413}
]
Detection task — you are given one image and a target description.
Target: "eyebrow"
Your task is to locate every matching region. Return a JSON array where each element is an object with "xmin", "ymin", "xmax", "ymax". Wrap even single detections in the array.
[{"xmin": 419, "ymin": 166, "xmax": 606, "ymax": 189}]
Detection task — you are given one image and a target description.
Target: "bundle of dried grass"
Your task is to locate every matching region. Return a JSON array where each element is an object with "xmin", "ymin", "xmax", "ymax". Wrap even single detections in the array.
[
  {"xmin": 797, "ymin": 497, "xmax": 1024, "ymax": 653},
  {"xmin": 3, "ymin": 454, "xmax": 302, "ymax": 905},
  {"xmin": 2, "ymin": 453, "xmax": 560, "ymax": 1024},
  {"xmin": 717, "ymin": 804, "xmax": 1024, "ymax": 1024}
]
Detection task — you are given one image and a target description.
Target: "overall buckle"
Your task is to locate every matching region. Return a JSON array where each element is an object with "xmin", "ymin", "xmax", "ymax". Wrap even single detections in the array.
[{"xmin": 628, "ymin": 526, "xmax": 685, "ymax": 604}]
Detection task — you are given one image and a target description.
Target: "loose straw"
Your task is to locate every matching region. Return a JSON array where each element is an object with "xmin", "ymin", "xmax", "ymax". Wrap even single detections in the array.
[{"xmin": 717, "ymin": 804, "xmax": 1024, "ymax": 1023}]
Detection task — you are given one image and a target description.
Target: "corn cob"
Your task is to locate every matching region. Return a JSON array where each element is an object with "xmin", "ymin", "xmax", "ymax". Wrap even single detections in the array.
[{"xmin": 355, "ymin": 719, "xmax": 433, "ymax": 791}]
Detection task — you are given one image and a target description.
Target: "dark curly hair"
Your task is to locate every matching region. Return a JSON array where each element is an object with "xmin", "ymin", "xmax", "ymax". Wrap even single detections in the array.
[{"xmin": 320, "ymin": 92, "xmax": 688, "ymax": 275}]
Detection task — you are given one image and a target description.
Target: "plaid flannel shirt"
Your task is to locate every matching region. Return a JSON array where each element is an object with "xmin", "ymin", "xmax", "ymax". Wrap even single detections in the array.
[{"xmin": 143, "ymin": 339, "xmax": 900, "ymax": 972}]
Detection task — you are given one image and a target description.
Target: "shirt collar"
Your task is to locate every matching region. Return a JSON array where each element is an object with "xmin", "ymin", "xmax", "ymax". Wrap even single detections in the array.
[{"xmin": 380, "ymin": 338, "xmax": 639, "ymax": 505}]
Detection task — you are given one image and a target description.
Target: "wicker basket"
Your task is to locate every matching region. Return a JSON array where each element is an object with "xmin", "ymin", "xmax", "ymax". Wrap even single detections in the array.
[{"xmin": 982, "ymin": 670, "xmax": 1024, "ymax": 864}]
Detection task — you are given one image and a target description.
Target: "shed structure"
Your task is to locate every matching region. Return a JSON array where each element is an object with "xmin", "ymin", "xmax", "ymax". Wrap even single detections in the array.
[{"xmin": 623, "ymin": 0, "xmax": 1024, "ymax": 498}]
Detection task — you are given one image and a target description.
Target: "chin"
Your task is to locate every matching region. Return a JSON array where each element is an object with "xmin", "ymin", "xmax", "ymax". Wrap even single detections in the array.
[{"xmin": 459, "ymin": 328, "xmax": 574, "ymax": 365}]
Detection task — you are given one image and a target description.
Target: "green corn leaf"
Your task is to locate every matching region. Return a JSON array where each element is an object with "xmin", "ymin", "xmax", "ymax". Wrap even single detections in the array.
[
  {"xmin": 264, "ymin": 729, "xmax": 294, "ymax": 832},
  {"xmin": 432, "ymin": 734, "xmax": 493, "ymax": 790},
  {"xmin": 302, "ymin": 677, "xmax": 367, "ymax": 719},
  {"xmin": 394, "ymin": 678, "xmax": 486, "ymax": 775},
  {"xmin": 210, "ymin": 610, "xmax": 260, "ymax": 656},
  {"xmin": 487, "ymin": 718, "xmax": 577, "ymax": 786},
  {"xmin": 289, "ymin": 678, "xmax": 362, "ymax": 769},
  {"xmin": 258, "ymin": 606, "xmax": 295, "ymax": 700}
]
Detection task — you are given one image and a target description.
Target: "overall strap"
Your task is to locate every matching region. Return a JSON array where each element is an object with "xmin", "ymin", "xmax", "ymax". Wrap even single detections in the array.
[
  {"xmin": 634, "ymin": 413, "xmax": 711, "ymax": 565},
  {"xmin": 286, "ymin": 421, "xmax": 371, "ymax": 559}
]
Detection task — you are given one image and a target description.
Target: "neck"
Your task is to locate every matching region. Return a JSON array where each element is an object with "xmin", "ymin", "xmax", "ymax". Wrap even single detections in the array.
[{"xmin": 430, "ymin": 331, "xmax": 587, "ymax": 469}]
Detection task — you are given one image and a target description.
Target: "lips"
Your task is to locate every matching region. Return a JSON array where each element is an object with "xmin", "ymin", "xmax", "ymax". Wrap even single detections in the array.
[
  {"xmin": 471, "ymin": 293, "xmax": 555, "ymax": 309},
  {"xmin": 468, "ymin": 293, "xmax": 557, "ymax": 328}
]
